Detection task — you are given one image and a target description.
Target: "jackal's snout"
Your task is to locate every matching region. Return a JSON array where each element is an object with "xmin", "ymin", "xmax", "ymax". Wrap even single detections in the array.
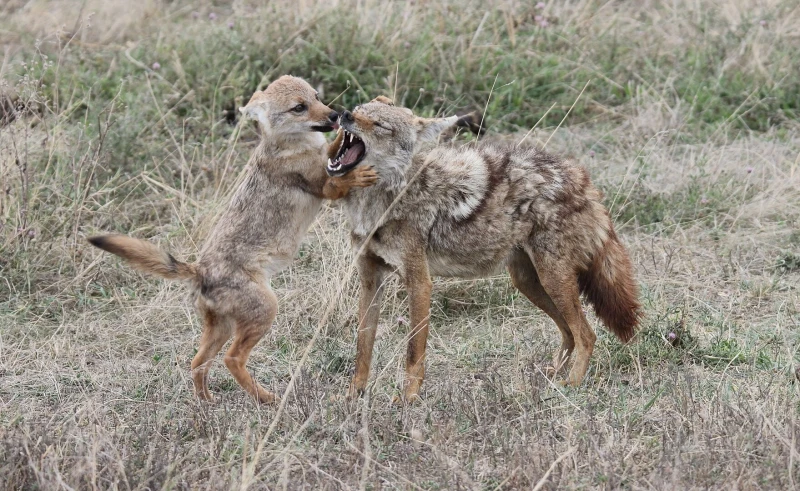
[{"xmin": 325, "ymin": 110, "xmax": 339, "ymax": 129}]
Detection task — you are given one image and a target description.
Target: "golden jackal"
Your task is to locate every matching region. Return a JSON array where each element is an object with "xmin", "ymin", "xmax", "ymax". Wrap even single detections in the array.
[
  {"xmin": 327, "ymin": 98, "xmax": 641, "ymax": 402},
  {"xmin": 88, "ymin": 76, "xmax": 376, "ymax": 403}
]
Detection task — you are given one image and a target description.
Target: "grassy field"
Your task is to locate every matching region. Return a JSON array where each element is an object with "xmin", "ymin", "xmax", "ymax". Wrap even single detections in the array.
[{"xmin": 2, "ymin": 0, "xmax": 800, "ymax": 488}]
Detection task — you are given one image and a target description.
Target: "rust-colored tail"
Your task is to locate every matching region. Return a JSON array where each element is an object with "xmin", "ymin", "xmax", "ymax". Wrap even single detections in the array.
[
  {"xmin": 88, "ymin": 234, "xmax": 197, "ymax": 281},
  {"xmin": 578, "ymin": 229, "xmax": 641, "ymax": 342}
]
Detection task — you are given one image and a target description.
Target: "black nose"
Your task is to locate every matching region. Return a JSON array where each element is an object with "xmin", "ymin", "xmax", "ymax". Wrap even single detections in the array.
[
  {"xmin": 328, "ymin": 111, "xmax": 338, "ymax": 123},
  {"xmin": 342, "ymin": 110, "xmax": 354, "ymax": 122}
]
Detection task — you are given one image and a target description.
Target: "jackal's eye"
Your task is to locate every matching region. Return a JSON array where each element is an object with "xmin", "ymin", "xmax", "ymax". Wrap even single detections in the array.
[
  {"xmin": 374, "ymin": 122, "xmax": 392, "ymax": 133},
  {"xmin": 292, "ymin": 103, "xmax": 307, "ymax": 113}
]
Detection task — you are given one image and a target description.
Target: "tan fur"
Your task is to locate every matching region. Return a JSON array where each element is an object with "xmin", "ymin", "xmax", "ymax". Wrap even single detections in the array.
[
  {"xmin": 88, "ymin": 76, "xmax": 376, "ymax": 404},
  {"xmin": 334, "ymin": 99, "xmax": 641, "ymax": 402}
]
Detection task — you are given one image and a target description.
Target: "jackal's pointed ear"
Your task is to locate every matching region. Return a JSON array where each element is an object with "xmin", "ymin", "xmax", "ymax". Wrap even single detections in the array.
[
  {"xmin": 370, "ymin": 95, "xmax": 395, "ymax": 105},
  {"xmin": 239, "ymin": 102, "xmax": 272, "ymax": 132},
  {"xmin": 415, "ymin": 115, "xmax": 459, "ymax": 144},
  {"xmin": 370, "ymin": 96, "xmax": 412, "ymax": 115}
]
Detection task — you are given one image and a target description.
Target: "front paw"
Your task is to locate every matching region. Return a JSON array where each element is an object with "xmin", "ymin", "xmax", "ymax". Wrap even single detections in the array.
[
  {"xmin": 391, "ymin": 392, "xmax": 422, "ymax": 405},
  {"xmin": 352, "ymin": 166, "xmax": 378, "ymax": 187},
  {"xmin": 195, "ymin": 390, "xmax": 216, "ymax": 403},
  {"xmin": 329, "ymin": 384, "xmax": 364, "ymax": 405},
  {"xmin": 255, "ymin": 388, "xmax": 280, "ymax": 404},
  {"xmin": 346, "ymin": 381, "xmax": 366, "ymax": 400}
]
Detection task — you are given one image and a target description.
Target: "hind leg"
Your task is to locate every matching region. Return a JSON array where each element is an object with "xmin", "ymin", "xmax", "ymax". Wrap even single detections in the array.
[
  {"xmin": 224, "ymin": 284, "xmax": 279, "ymax": 404},
  {"xmin": 507, "ymin": 249, "xmax": 574, "ymax": 376},
  {"xmin": 526, "ymin": 250, "xmax": 597, "ymax": 387},
  {"xmin": 191, "ymin": 308, "xmax": 234, "ymax": 402}
]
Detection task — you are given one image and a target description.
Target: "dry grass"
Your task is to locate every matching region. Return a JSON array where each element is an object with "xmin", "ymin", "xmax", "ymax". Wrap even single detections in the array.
[{"xmin": 1, "ymin": 0, "xmax": 800, "ymax": 489}]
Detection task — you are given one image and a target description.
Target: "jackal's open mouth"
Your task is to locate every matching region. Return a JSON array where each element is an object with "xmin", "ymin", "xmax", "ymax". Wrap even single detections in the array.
[
  {"xmin": 327, "ymin": 129, "xmax": 366, "ymax": 176},
  {"xmin": 311, "ymin": 124, "xmax": 335, "ymax": 132}
]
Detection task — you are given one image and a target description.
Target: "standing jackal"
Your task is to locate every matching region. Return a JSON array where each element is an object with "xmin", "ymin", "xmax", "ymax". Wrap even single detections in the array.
[
  {"xmin": 327, "ymin": 98, "xmax": 641, "ymax": 402},
  {"xmin": 88, "ymin": 76, "xmax": 376, "ymax": 404}
]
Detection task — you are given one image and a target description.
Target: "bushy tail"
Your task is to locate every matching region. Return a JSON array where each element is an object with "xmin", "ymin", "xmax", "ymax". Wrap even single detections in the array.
[
  {"xmin": 88, "ymin": 234, "xmax": 197, "ymax": 281},
  {"xmin": 578, "ymin": 229, "xmax": 641, "ymax": 342}
]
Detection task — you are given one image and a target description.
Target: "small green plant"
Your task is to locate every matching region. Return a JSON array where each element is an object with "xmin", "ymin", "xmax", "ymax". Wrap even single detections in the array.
[
  {"xmin": 699, "ymin": 338, "xmax": 747, "ymax": 368},
  {"xmin": 775, "ymin": 251, "xmax": 800, "ymax": 273}
]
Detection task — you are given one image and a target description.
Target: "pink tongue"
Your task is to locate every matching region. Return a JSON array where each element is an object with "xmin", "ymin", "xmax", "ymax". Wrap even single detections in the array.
[{"xmin": 341, "ymin": 143, "xmax": 363, "ymax": 166}]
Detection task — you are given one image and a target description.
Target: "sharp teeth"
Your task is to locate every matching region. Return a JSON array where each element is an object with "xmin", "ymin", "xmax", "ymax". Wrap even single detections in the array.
[
  {"xmin": 349, "ymin": 133, "xmax": 354, "ymax": 143},
  {"xmin": 327, "ymin": 158, "xmax": 332, "ymax": 167}
]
